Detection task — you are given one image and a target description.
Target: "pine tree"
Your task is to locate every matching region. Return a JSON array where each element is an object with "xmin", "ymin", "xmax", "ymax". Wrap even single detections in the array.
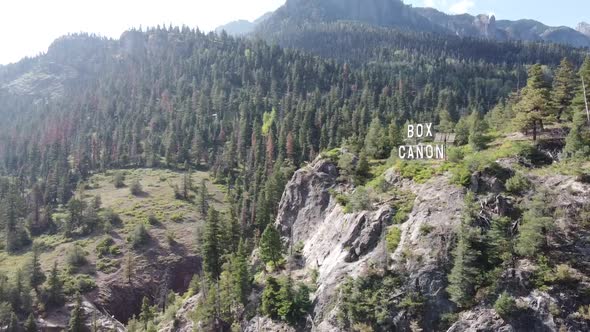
[
  {"xmin": 261, "ymin": 276, "xmax": 280, "ymax": 318},
  {"xmin": 468, "ymin": 111, "xmax": 487, "ymax": 151},
  {"xmin": 364, "ymin": 117, "xmax": 386, "ymax": 159},
  {"xmin": 24, "ymin": 313, "xmax": 37, "ymax": 332},
  {"xmin": 232, "ymin": 240, "xmax": 251, "ymax": 305},
  {"xmin": 515, "ymin": 192, "xmax": 554, "ymax": 257},
  {"xmin": 259, "ymin": 223, "xmax": 283, "ymax": 268},
  {"xmin": 198, "ymin": 179, "xmax": 209, "ymax": 217},
  {"xmin": 202, "ymin": 207, "xmax": 223, "ymax": 280},
  {"xmin": 569, "ymin": 56, "xmax": 590, "ymax": 123},
  {"xmin": 124, "ymin": 251, "xmax": 134, "ymax": 284},
  {"xmin": 454, "ymin": 116, "xmax": 470, "ymax": 146},
  {"xmin": 46, "ymin": 261, "xmax": 64, "ymax": 307},
  {"xmin": 277, "ymin": 277, "xmax": 294, "ymax": 322},
  {"xmin": 29, "ymin": 246, "xmax": 46, "ymax": 292},
  {"xmin": 446, "ymin": 193, "xmax": 483, "ymax": 308},
  {"xmin": 564, "ymin": 104, "xmax": 590, "ymax": 158},
  {"xmin": 487, "ymin": 216, "xmax": 513, "ymax": 266},
  {"xmin": 514, "ymin": 64, "xmax": 550, "ymax": 141},
  {"xmin": 438, "ymin": 109, "xmax": 455, "ymax": 133},
  {"xmin": 550, "ymin": 58, "xmax": 577, "ymax": 121},
  {"xmin": 387, "ymin": 121, "xmax": 404, "ymax": 149},
  {"xmin": 68, "ymin": 293, "xmax": 85, "ymax": 332},
  {"xmin": 139, "ymin": 297, "xmax": 153, "ymax": 329},
  {"xmin": 7, "ymin": 312, "xmax": 19, "ymax": 332},
  {"xmin": 356, "ymin": 150, "xmax": 370, "ymax": 179}
]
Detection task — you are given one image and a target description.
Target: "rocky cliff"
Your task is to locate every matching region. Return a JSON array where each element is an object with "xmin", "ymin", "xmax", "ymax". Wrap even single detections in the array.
[
  {"xmin": 259, "ymin": 156, "xmax": 464, "ymax": 331},
  {"xmin": 245, "ymin": 154, "xmax": 590, "ymax": 331}
]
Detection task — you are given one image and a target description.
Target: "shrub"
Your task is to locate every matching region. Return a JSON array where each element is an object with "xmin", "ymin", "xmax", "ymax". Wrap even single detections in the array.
[
  {"xmin": 386, "ymin": 227, "xmax": 402, "ymax": 252},
  {"xmin": 494, "ymin": 292, "xmax": 517, "ymax": 318},
  {"xmin": 101, "ymin": 208, "xmax": 121, "ymax": 226},
  {"xmin": 64, "ymin": 274, "xmax": 97, "ymax": 295},
  {"xmin": 515, "ymin": 143, "xmax": 553, "ymax": 166},
  {"xmin": 347, "ymin": 187, "xmax": 372, "ymax": 212},
  {"xmin": 447, "ymin": 147, "xmax": 465, "ymax": 163},
  {"xmin": 450, "ymin": 164, "xmax": 472, "ymax": 187},
  {"xmin": 419, "ymin": 224, "xmax": 434, "ymax": 236},
  {"xmin": 170, "ymin": 213, "xmax": 183, "ymax": 223},
  {"xmin": 578, "ymin": 305, "xmax": 590, "ymax": 320},
  {"xmin": 293, "ymin": 241, "xmax": 305, "ymax": 257},
  {"xmin": 114, "ymin": 172, "xmax": 125, "ymax": 188},
  {"xmin": 554, "ymin": 264, "xmax": 579, "ymax": 284},
  {"xmin": 391, "ymin": 192, "xmax": 415, "ymax": 224},
  {"xmin": 66, "ymin": 245, "xmax": 88, "ymax": 270},
  {"xmin": 166, "ymin": 230, "xmax": 176, "ymax": 245},
  {"xmin": 130, "ymin": 180, "xmax": 143, "ymax": 196},
  {"xmin": 147, "ymin": 214, "xmax": 159, "ymax": 225},
  {"xmin": 505, "ymin": 173, "xmax": 532, "ymax": 195},
  {"xmin": 96, "ymin": 258, "xmax": 120, "ymax": 274},
  {"xmin": 96, "ymin": 236, "xmax": 120, "ymax": 257}
]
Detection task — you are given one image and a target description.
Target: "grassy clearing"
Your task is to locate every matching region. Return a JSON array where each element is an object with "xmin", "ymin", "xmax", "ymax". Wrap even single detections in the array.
[{"xmin": 0, "ymin": 168, "xmax": 228, "ymax": 280}]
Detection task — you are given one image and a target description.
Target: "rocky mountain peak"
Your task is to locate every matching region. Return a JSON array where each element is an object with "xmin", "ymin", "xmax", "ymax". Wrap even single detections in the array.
[{"xmin": 577, "ymin": 21, "xmax": 590, "ymax": 37}]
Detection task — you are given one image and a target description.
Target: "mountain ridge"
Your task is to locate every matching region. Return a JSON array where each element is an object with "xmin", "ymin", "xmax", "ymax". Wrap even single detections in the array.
[{"xmin": 217, "ymin": 0, "xmax": 590, "ymax": 48}]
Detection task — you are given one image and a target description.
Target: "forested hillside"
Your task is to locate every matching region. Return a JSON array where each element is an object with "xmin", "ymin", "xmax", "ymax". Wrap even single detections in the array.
[{"xmin": 0, "ymin": 17, "xmax": 590, "ymax": 331}]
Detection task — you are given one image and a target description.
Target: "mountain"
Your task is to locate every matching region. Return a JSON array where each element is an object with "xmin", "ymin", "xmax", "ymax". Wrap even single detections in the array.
[
  {"xmin": 215, "ymin": 11, "xmax": 273, "ymax": 36},
  {"xmin": 2, "ymin": 4, "xmax": 590, "ymax": 331},
  {"xmin": 215, "ymin": 20, "xmax": 255, "ymax": 36},
  {"xmin": 577, "ymin": 22, "xmax": 590, "ymax": 37},
  {"xmin": 218, "ymin": 0, "xmax": 590, "ymax": 48}
]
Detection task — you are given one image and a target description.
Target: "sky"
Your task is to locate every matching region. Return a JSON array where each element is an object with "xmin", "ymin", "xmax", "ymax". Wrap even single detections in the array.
[
  {"xmin": 404, "ymin": 0, "xmax": 589, "ymax": 28},
  {"xmin": 0, "ymin": 0, "xmax": 588, "ymax": 65},
  {"xmin": 0, "ymin": 0, "xmax": 285, "ymax": 65}
]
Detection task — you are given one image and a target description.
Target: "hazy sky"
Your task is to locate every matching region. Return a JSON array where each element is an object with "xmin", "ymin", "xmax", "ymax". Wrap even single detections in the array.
[
  {"xmin": 1, "ymin": 0, "xmax": 588, "ymax": 65},
  {"xmin": 405, "ymin": 0, "xmax": 590, "ymax": 28},
  {"xmin": 0, "ymin": 0, "xmax": 285, "ymax": 65}
]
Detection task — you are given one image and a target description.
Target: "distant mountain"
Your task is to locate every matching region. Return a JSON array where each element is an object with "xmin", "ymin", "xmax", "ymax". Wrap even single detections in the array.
[
  {"xmin": 414, "ymin": 7, "xmax": 590, "ymax": 47},
  {"xmin": 219, "ymin": 0, "xmax": 590, "ymax": 48},
  {"xmin": 215, "ymin": 11, "xmax": 273, "ymax": 36},
  {"xmin": 577, "ymin": 22, "xmax": 590, "ymax": 37},
  {"xmin": 215, "ymin": 20, "xmax": 255, "ymax": 36}
]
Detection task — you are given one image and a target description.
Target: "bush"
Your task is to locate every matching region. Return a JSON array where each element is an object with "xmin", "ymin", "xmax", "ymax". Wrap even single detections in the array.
[
  {"xmin": 129, "ymin": 223, "xmax": 149, "ymax": 248},
  {"xmin": 386, "ymin": 227, "xmax": 401, "ymax": 252},
  {"xmin": 96, "ymin": 258, "xmax": 120, "ymax": 274},
  {"xmin": 66, "ymin": 245, "xmax": 88, "ymax": 270},
  {"xmin": 114, "ymin": 172, "xmax": 126, "ymax": 188},
  {"xmin": 419, "ymin": 224, "xmax": 434, "ymax": 236},
  {"xmin": 554, "ymin": 264, "xmax": 579, "ymax": 284},
  {"xmin": 64, "ymin": 274, "xmax": 97, "ymax": 295},
  {"xmin": 450, "ymin": 164, "xmax": 472, "ymax": 187},
  {"xmin": 505, "ymin": 173, "xmax": 532, "ymax": 195},
  {"xmin": 494, "ymin": 292, "xmax": 517, "ymax": 318},
  {"xmin": 170, "ymin": 213, "xmax": 184, "ymax": 223},
  {"xmin": 347, "ymin": 187, "xmax": 372, "ymax": 212},
  {"xmin": 447, "ymin": 147, "xmax": 465, "ymax": 163},
  {"xmin": 130, "ymin": 180, "xmax": 143, "ymax": 196},
  {"xmin": 515, "ymin": 143, "xmax": 553, "ymax": 167},
  {"xmin": 147, "ymin": 214, "xmax": 159, "ymax": 225},
  {"xmin": 96, "ymin": 237, "xmax": 120, "ymax": 257},
  {"xmin": 101, "ymin": 208, "xmax": 121, "ymax": 227}
]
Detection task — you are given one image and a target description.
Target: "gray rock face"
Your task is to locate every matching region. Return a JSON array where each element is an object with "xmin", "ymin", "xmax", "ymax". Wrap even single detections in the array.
[
  {"xmin": 244, "ymin": 316, "xmax": 296, "ymax": 332},
  {"xmin": 385, "ymin": 170, "xmax": 465, "ymax": 327},
  {"xmin": 274, "ymin": 157, "xmax": 466, "ymax": 330}
]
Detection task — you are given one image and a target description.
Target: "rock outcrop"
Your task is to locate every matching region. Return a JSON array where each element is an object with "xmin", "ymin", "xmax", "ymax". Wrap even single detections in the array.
[{"xmin": 272, "ymin": 157, "xmax": 466, "ymax": 330}]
